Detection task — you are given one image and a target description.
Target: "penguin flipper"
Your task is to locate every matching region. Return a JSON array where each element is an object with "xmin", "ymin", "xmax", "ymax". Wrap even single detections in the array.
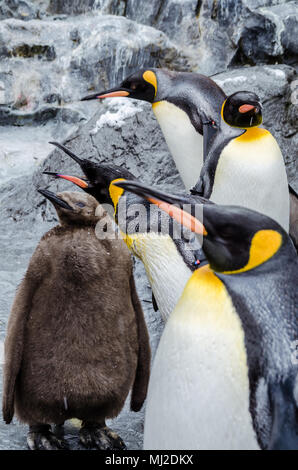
[
  {"xmin": 129, "ymin": 274, "xmax": 151, "ymax": 412},
  {"xmin": 289, "ymin": 184, "xmax": 298, "ymax": 251},
  {"xmin": 2, "ymin": 249, "xmax": 44, "ymax": 424},
  {"xmin": 203, "ymin": 121, "xmax": 218, "ymax": 162},
  {"xmin": 268, "ymin": 376, "xmax": 298, "ymax": 450}
]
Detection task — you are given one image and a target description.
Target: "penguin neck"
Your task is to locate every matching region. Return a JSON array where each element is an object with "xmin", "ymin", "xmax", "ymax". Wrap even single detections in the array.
[
  {"xmin": 236, "ymin": 126, "xmax": 269, "ymax": 141},
  {"xmin": 123, "ymin": 231, "xmax": 193, "ymax": 321},
  {"xmin": 152, "ymin": 100, "xmax": 203, "ymax": 189}
]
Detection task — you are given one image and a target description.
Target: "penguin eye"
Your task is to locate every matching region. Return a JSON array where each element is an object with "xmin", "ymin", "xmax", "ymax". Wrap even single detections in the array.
[
  {"xmin": 131, "ymin": 83, "xmax": 137, "ymax": 90},
  {"xmin": 76, "ymin": 202, "xmax": 85, "ymax": 208}
]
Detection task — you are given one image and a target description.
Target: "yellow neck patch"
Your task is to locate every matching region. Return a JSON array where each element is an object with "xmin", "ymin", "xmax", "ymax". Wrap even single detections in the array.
[
  {"xmin": 223, "ymin": 229, "xmax": 282, "ymax": 274},
  {"xmin": 235, "ymin": 127, "xmax": 270, "ymax": 142},
  {"xmin": 109, "ymin": 178, "xmax": 126, "ymax": 211},
  {"xmin": 143, "ymin": 70, "xmax": 157, "ymax": 97}
]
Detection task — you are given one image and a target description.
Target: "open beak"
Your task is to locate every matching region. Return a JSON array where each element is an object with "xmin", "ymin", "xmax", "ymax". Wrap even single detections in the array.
[
  {"xmin": 49, "ymin": 141, "xmax": 84, "ymax": 165},
  {"xmin": 113, "ymin": 180, "xmax": 207, "ymax": 236},
  {"xmin": 38, "ymin": 189, "xmax": 73, "ymax": 210},
  {"xmin": 43, "ymin": 172, "xmax": 89, "ymax": 189},
  {"xmin": 81, "ymin": 87, "xmax": 131, "ymax": 101}
]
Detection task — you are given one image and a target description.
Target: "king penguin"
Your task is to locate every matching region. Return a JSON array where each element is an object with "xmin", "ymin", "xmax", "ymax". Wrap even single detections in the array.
[
  {"xmin": 43, "ymin": 141, "xmax": 211, "ymax": 321},
  {"xmin": 193, "ymin": 91, "xmax": 291, "ymax": 232},
  {"xmin": 81, "ymin": 70, "xmax": 297, "ymax": 243},
  {"xmin": 81, "ymin": 68, "xmax": 226, "ymax": 189},
  {"xmin": 2, "ymin": 190, "xmax": 150, "ymax": 450},
  {"xmin": 113, "ymin": 179, "xmax": 298, "ymax": 450}
]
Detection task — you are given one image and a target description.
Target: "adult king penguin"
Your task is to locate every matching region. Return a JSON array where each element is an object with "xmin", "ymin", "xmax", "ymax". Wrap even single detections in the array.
[
  {"xmin": 2, "ymin": 190, "xmax": 150, "ymax": 450},
  {"xmin": 192, "ymin": 90, "xmax": 290, "ymax": 232},
  {"xmin": 82, "ymin": 70, "xmax": 297, "ymax": 243},
  {"xmin": 43, "ymin": 142, "xmax": 211, "ymax": 321},
  {"xmin": 81, "ymin": 68, "xmax": 226, "ymax": 189},
  {"xmin": 113, "ymin": 179, "xmax": 298, "ymax": 450}
]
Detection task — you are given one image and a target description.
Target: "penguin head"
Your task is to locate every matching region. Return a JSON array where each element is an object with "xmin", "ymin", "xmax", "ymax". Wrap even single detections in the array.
[
  {"xmin": 44, "ymin": 142, "xmax": 137, "ymax": 208},
  {"xmin": 81, "ymin": 69, "xmax": 158, "ymax": 103},
  {"xmin": 80, "ymin": 68, "xmax": 226, "ymax": 134},
  {"xmin": 222, "ymin": 91, "xmax": 263, "ymax": 129},
  {"xmin": 112, "ymin": 180, "xmax": 287, "ymax": 275},
  {"xmin": 37, "ymin": 189, "xmax": 104, "ymax": 226}
]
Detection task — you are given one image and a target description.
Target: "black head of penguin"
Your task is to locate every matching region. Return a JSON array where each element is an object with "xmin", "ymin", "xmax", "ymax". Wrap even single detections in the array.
[
  {"xmin": 81, "ymin": 69, "xmax": 157, "ymax": 103},
  {"xmin": 222, "ymin": 91, "xmax": 263, "ymax": 129},
  {"xmin": 37, "ymin": 189, "xmax": 102, "ymax": 226},
  {"xmin": 81, "ymin": 68, "xmax": 226, "ymax": 133},
  {"xmin": 45, "ymin": 142, "xmax": 136, "ymax": 207},
  {"xmin": 112, "ymin": 180, "xmax": 288, "ymax": 274},
  {"xmin": 198, "ymin": 204, "xmax": 285, "ymax": 274}
]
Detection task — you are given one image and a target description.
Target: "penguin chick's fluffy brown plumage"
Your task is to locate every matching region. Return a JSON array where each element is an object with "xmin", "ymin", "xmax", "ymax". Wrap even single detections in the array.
[{"xmin": 3, "ymin": 191, "xmax": 150, "ymax": 427}]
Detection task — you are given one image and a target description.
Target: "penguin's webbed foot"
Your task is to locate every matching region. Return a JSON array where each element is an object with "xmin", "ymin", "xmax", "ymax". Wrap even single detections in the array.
[
  {"xmin": 79, "ymin": 422, "xmax": 126, "ymax": 450},
  {"xmin": 27, "ymin": 424, "xmax": 68, "ymax": 450}
]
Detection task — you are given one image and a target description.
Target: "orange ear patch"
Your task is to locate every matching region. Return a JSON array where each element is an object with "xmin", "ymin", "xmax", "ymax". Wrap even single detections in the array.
[{"xmin": 143, "ymin": 70, "xmax": 157, "ymax": 97}]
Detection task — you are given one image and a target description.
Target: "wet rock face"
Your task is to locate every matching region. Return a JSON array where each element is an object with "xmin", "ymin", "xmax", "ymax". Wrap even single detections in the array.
[
  {"xmin": 0, "ymin": 14, "xmax": 191, "ymax": 126},
  {"xmin": 0, "ymin": 0, "xmax": 42, "ymax": 21},
  {"xmin": 229, "ymin": 1, "xmax": 298, "ymax": 67},
  {"xmin": 0, "ymin": 0, "xmax": 297, "ymax": 452}
]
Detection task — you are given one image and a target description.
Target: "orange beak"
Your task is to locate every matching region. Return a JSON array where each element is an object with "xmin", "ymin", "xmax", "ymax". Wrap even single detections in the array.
[
  {"xmin": 56, "ymin": 174, "xmax": 88, "ymax": 189},
  {"xmin": 111, "ymin": 180, "xmax": 207, "ymax": 236},
  {"xmin": 81, "ymin": 87, "xmax": 131, "ymax": 101},
  {"xmin": 96, "ymin": 90, "xmax": 130, "ymax": 99},
  {"xmin": 147, "ymin": 197, "xmax": 207, "ymax": 236},
  {"xmin": 238, "ymin": 104, "xmax": 256, "ymax": 113}
]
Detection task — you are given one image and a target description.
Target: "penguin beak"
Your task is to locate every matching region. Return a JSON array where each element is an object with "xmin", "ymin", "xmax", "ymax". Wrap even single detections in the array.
[
  {"xmin": 113, "ymin": 180, "xmax": 207, "ymax": 236},
  {"xmin": 49, "ymin": 141, "xmax": 84, "ymax": 165},
  {"xmin": 81, "ymin": 87, "xmax": 131, "ymax": 101},
  {"xmin": 38, "ymin": 189, "xmax": 74, "ymax": 210},
  {"xmin": 238, "ymin": 104, "xmax": 260, "ymax": 114},
  {"xmin": 43, "ymin": 172, "xmax": 89, "ymax": 189}
]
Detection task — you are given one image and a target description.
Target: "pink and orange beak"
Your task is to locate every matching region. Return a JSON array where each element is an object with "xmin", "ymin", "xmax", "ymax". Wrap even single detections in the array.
[
  {"xmin": 238, "ymin": 104, "xmax": 257, "ymax": 114},
  {"xmin": 43, "ymin": 172, "xmax": 89, "ymax": 189},
  {"xmin": 81, "ymin": 87, "xmax": 131, "ymax": 101},
  {"xmin": 112, "ymin": 180, "xmax": 207, "ymax": 237}
]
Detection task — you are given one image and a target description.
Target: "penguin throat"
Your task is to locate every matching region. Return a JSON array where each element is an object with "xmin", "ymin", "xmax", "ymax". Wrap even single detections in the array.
[
  {"xmin": 222, "ymin": 230, "xmax": 282, "ymax": 274},
  {"xmin": 236, "ymin": 127, "xmax": 270, "ymax": 141},
  {"xmin": 152, "ymin": 100, "xmax": 204, "ymax": 189},
  {"xmin": 109, "ymin": 178, "xmax": 126, "ymax": 211},
  {"xmin": 123, "ymin": 232, "xmax": 193, "ymax": 321}
]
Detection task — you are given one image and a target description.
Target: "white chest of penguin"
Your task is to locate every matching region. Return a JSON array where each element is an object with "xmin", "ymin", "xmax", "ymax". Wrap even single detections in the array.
[
  {"xmin": 144, "ymin": 265, "xmax": 260, "ymax": 450},
  {"xmin": 210, "ymin": 129, "xmax": 290, "ymax": 232},
  {"xmin": 153, "ymin": 101, "xmax": 204, "ymax": 189},
  {"xmin": 126, "ymin": 232, "xmax": 193, "ymax": 321}
]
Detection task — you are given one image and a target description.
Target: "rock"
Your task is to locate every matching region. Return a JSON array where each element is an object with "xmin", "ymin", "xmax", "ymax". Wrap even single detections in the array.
[
  {"xmin": 47, "ymin": 0, "xmax": 124, "ymax": 16},
  {"xmin": 125, "ymin": 0, "xmax": 201, "ymax": 48},
  {"xmin": 230, "ymin": 1, "xmax": 298, "ymax": 67},
  {"xmin": 0, "ymin": 0, "xmax": 42, "ymax": 21},
  {"xmin": 0, "ymin": 15, "xmax": 192, "ymax": 126},
  {"xmin": 187, "ymin": 0, "xmax": 298, "ymax": 74}
]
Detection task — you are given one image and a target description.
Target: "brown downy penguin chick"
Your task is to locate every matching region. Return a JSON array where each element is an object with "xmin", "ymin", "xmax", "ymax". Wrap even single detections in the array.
[{"xmin": 2, "ymin": 190, "xmax": 150, "ymax": 450}]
